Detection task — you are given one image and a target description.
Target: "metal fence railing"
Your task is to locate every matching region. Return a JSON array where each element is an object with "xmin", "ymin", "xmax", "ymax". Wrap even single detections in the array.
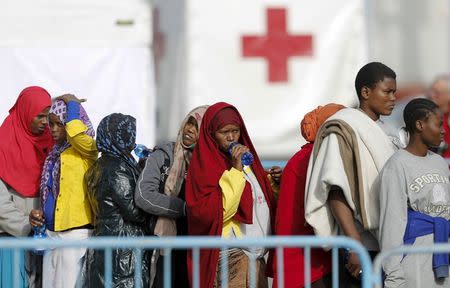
[
  {"xmin": 0, "ymin": 235, "xmax": 373, "ymax": 288},
  {"xmin": 372, "ymin": 243, "xmax": 450, "ymax": 288},
  {"xmin": 6, "ymin": 235, "xmax": 449, "ymax": 288}
]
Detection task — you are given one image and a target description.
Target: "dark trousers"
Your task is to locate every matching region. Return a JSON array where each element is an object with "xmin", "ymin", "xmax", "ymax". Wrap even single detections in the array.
[{"xmin": 152, "ymin": 249, "xmax": 189, "ymax": 288}]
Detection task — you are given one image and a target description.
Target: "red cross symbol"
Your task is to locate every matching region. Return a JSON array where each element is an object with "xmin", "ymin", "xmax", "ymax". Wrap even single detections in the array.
[{"xmin": 242, "ymin": 8, "xmax": 313, "ymax": 83}]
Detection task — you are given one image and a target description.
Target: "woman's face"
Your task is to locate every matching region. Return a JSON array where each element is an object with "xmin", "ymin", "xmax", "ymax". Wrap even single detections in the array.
[
  {"xmin": 421, "ymin": 110, "xmax": 445, "ymax": 148},
  {"xmin": 182, "ymin": 116, "xmax": 199, "ymax": 147},
  {"xmin": 30, "ymin": 107, "xmax": 50, "ymax": 135},
  {"xmin": 48, "ymin": 113, "xmax": 67, "ymax": 144},
  {"xmin": 214, "ymin": 124, "xmax": 241, "ymax": 152}
]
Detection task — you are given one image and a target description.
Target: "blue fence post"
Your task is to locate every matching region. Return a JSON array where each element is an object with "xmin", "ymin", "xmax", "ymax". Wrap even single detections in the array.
[
  {"xmin": 192, "ymin": 248, "xmax": 200, "ymax": 288},
  {"xmin": 104, "ymin": 247, "xmax": 112, "ymax": 288},
  {"xmin": 163, "ymin": 248, "xmax": 172, "ymax": 288},
  {"xmin": 304, "ymin": 246, "xmax": 311, "ymax": 288},
  {"xmin": 13, "ymin": 249, "xmax": 20, "ymax": 288},
  {"xmin": 276, "ymin": 246, "xmax": 284, "ymax": 288},
  {"xmin": 248, "ymin": 248, "xmax": 256, "ymax": 288},
  {"xmin": 332, "ymin": 247, "xmax": 339, "ymax": 287},
  {"xmin": 134, "ymin": 248, "xmax": 142, "ymax": 288},
  {"xmin": 220, "ymin": 247, "xmax": 229, "ymax": 288}
]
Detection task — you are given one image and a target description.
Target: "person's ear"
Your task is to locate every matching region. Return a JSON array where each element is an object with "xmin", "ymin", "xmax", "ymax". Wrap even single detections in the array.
[
  {"xmin": 415, "ymin": 120, "xmax": 424, "ymax": 132},
  {"xmin": 361, "ymin": 86, "xmax": 370, "ymax": 100}
]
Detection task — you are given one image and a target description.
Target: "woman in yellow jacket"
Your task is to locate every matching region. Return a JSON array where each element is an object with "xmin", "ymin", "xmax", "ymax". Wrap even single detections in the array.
[{"xmin": 29, "ymin": 94, "xmax": 97, "ymax": 288}]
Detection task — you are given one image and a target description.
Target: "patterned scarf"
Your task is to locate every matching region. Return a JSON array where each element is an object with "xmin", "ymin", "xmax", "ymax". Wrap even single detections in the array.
[
  {"xmin": 96, "ymin": 113, "xmax": 137, "ymax": 168},
  {"xmin": 40, "ymin": 100, "xmax": 95, "ymax": 207},
  {"xmin": 164, "ymin": 105, "xmax": 208, "ymax": 196},
  {"xmin": 154, "ymin": 106, "xmax": 208, "ymax": 240}
]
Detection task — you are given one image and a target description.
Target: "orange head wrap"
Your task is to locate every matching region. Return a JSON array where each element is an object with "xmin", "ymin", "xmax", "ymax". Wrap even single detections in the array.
[{"xmin": 300, "ymin": 103, "xmax": 345, "ymax": 142}]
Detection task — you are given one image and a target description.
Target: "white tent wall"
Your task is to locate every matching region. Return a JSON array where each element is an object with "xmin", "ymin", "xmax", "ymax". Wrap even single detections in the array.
[
  {"xmin": 154, "ymin": 0, "xmax": 367, "ymax": 159},
  {"xmin": 4, "ymin": 1, "xmax": 448, "ymax": 159},
  {"xmin": 0, "ymin": 0, "xmax": 156, "ymax": 147},
  {"xmin": 367, "ymin": 0, "xmax": 450, "ymax": 84},
  {"xmin": 153, "ymin": 0, "xmax": 188, "ymax": 142}
]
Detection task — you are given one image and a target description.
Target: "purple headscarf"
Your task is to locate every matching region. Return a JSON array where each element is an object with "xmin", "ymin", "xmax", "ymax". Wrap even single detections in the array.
[{"xmin": 40, "ymin": 100, "xmax": 95, "ymax": 207}]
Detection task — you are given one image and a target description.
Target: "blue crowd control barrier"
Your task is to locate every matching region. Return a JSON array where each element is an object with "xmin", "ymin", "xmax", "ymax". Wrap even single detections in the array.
[
  {"xmin": 261, "ymin": 160, "xmax": 287, "ymax": 169},
  {"xmin": 0, "ymin": 235, "xmax": 374, "ymax": 288},
  {"xmin": 373, "ymin": 243, "xmax": 450, "ymax": 288}
]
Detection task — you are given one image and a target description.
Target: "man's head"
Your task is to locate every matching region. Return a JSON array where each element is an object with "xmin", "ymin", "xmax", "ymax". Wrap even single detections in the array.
[
  {"xmin": 355, "ymin": 62, "xmax": 397, "ymax": 120},
  {"xmin": 427, "ymin": 75, "xmax": 450, "ymax": 114}
]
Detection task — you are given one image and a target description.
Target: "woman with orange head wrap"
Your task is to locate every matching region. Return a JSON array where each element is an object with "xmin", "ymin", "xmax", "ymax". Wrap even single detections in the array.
[{"xmin": 272, "ymin": 103, "xmax": 344, "ymax": 288}]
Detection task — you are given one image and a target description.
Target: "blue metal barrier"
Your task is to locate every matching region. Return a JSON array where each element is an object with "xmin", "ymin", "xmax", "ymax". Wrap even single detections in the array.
[
  {"xmin": 373, "ymin": 243, "xmax": 450, "ymax": 288},
  {"xmin": 261, "ymin": 160, "xmax": 287, "ymax": 169},
  {"xmin": 0, "ymin": 236, "xmax": 373, "ymax": 288}
]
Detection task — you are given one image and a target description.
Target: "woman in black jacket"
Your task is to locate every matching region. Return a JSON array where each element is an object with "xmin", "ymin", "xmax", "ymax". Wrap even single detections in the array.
[{"xmin": 83, "ymin": 113, "xmax": 150, "ymax": 288}]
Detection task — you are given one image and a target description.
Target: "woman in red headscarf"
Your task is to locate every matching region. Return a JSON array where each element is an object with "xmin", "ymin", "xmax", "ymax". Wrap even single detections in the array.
[
  {"xmin": 185, "ymin": 102, "xmax": 278, "ymax": 288},
  {"xmin": 0, "ymin": 86, "xmax": 54, "ymax": 287},
  {"xmin": 272, "ymin": 103, "xmax": 344, "ymax": 288}
]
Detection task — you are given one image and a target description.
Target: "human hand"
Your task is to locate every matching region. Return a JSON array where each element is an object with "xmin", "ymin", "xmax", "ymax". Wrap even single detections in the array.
[
  {"xmin": 230, "ymin": 143, "xmax": 250, "ymax": 171},
  {"xmin": 266, "ymin": 166, "xmax": 282, "ymax": 183},
  {"xmin": 345, "ymin": 251, "xmax": 362, "ymax": 279},
  {"xmin": 29, "ymin": 209, "xmax": 44, "ymax": 228},
  {"xmin": 56, "ymin": 94, "xmax": 86, "ymax": 104}
]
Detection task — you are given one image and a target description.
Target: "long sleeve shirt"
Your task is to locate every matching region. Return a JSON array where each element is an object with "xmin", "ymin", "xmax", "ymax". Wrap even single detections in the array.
[
  {"xmin": 219, "ymin": 166, "xmax": 271, "ymax": 247},
  {"xmin": 378, "ymin": 149, "xmax": 450, "ymax": 288}
]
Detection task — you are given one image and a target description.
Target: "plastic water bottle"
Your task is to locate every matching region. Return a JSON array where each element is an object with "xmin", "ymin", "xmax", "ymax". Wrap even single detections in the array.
[
  {"xmin": 32, "ymin": 224, "xmax": 47, "ymax": 255},
  {"xmin": 134, "ymin": 144, "xmax": 151, "ymax": 159},
  {"xmin": 228, "ymin": 142, "xmax": 254, "ymax": 166}
]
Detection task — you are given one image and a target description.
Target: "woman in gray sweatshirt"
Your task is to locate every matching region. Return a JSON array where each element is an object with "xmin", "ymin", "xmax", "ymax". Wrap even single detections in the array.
[
  {"xmin": 135, "ymin": 105, "xmax": 208, "ymax": 288},
  {"xmin": 378, "ymin": 98, "xmax": 450, "ymax": 288}
]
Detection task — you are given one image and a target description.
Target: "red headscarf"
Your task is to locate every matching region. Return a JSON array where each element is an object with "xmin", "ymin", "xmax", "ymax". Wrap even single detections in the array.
[
  {"xmin": 0, "ymin": 86, "xmax": 53, "ymax": 197},
  {"xmin": 185, "ymin": 102, "xmax": 275, "ymax": 288}
]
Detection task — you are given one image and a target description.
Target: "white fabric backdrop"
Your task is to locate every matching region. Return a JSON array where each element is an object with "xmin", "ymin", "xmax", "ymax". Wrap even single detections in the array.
[
  {"xmin": 0, "ymin": 48, "xmax": 155, "ymax": 146},
  {"xmin": 0, "ymin": 0, "xmax": 155, "ymax": 147},
  {"xmin": 156, "ymin": 0, "xmax": 367, "ymax": 158}
]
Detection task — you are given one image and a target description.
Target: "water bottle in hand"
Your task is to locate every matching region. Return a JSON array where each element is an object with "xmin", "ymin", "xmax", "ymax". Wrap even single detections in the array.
[
  {"xmin": 228, "ymin": 142, "xmax": 254, "ymax": 166},
  {"xmin": 134, "ymin": 144, "xmax": 151, "ymax": 159},
  {"xmin": 32, "ymin": 224, "xmax": 47, "ymax": 255}
]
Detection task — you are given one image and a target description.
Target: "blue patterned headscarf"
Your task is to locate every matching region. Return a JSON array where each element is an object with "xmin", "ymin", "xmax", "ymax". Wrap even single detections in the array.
[
  {"xmin": 40, "ymin": 100, "xmax": 95, "ymax": 208},
  {"xmin": 49, "ymin": 99, "xmax": 95, "ymax": 137},
  {"xmin": 96, "ymin": 113, "xmax": 137, "ymax": 167}
]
